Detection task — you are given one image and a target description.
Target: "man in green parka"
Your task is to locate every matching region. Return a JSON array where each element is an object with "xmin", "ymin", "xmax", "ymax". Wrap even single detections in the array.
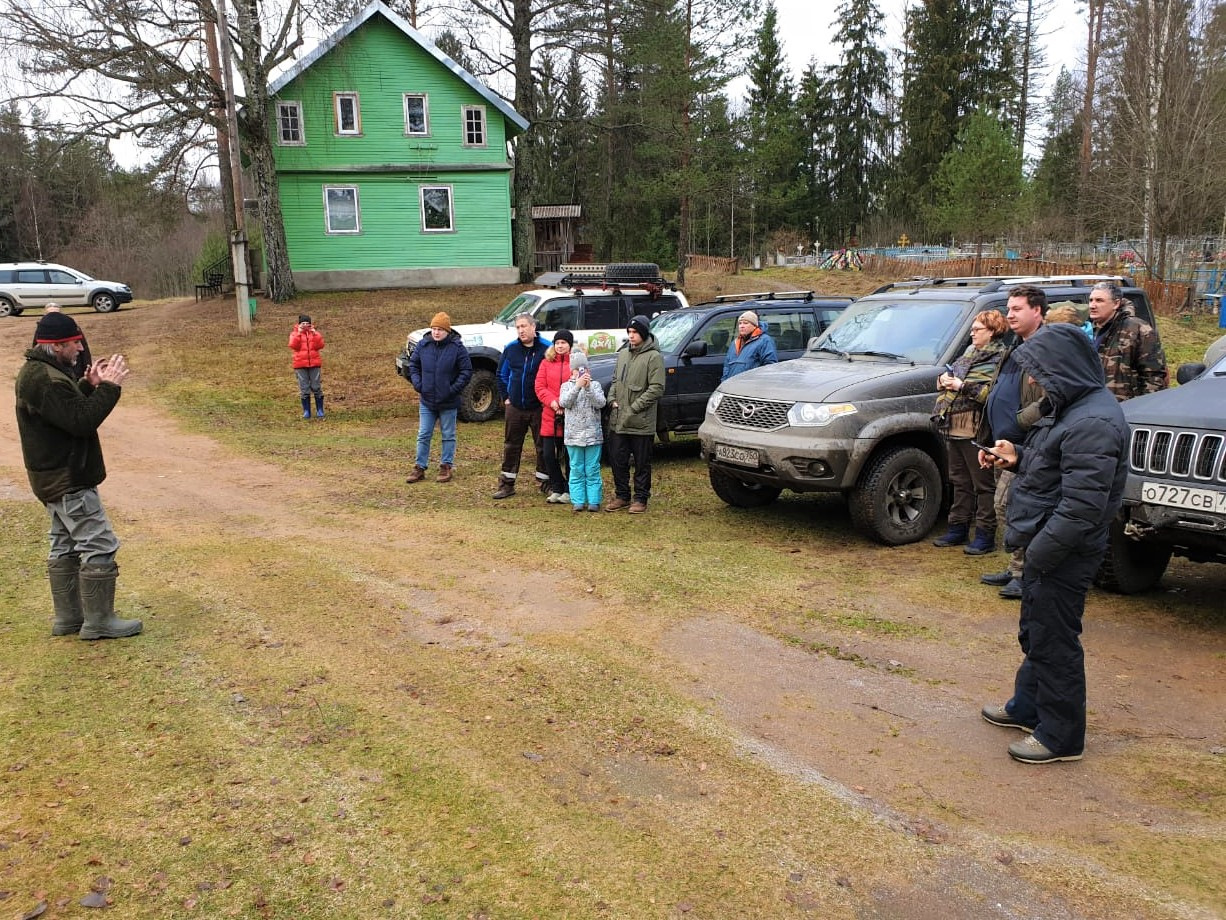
[
  {"xmin": 15, "ymin": 311, "xmax": 142, "ymax": 640},
  {"xmin": 605, "ymin": 315, "xmax": 665, "ymax": 513}
]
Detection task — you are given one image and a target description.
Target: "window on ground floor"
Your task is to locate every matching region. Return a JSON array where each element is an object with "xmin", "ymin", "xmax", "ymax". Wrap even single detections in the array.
[
  {"xmin": 420, "ymin": 185, "xmax": 454, "ymax": 232},
  {"xmin": 324, "ymin": 186, "xmax": 360, "ymax": 233}
]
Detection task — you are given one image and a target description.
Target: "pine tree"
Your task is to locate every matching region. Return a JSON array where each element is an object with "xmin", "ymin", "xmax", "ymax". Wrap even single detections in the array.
[
  {"xmin": 925, "ymin": 110, "xmax": 1023, "ymax": 270},
  {"xmin": 826, "ymin": 0, "xmax": 891, "ymax": 245},
  {"xmin": 893, "ymin": 0, "xmax": 1021, "ymax": 230},
  {"xmin": 743, "ymin": 2, "xmax": 808, "ymax": 250}
]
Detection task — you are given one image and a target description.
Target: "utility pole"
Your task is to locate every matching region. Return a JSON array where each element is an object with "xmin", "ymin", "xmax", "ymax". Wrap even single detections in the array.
[{"xmin": 216, "ymin": 0, "xmax": 252, "ymax": 334}]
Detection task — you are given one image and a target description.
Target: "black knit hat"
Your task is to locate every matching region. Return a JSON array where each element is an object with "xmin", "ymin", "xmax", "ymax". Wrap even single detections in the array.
[
  {"xmin": 627, "ymin": 315, "xmax": 650, "ymax": 338},
  {"xmin": 553, "ymin": 329, "xmax": 574, "ymax": 346},
  {"xmin": 34, "ymin": 311, "xmax": 83, "ymax": 344},
  {"xmin": 298, "ymin": 314, "xmax": 312, "ymax": 324}
]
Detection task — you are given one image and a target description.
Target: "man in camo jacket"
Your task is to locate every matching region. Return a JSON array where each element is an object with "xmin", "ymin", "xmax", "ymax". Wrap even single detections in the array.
[{"xmin": 1087, "ymin": 281, "xmax": 1168, "ymax": 401}]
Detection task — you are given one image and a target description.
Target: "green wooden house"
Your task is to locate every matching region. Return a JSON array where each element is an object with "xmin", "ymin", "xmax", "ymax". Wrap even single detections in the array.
[{"xmin": 267, "ymin": 0, "xmax": 529, "ymax": 291}]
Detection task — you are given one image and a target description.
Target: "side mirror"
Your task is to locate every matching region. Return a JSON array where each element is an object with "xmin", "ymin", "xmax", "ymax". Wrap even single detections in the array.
[
  {"xmin": 1175, "ymin": 362, "xmax": 1206, "ymax": 385},
  {"xmin": 682, "ymin": 340, "xmax": 708, "ymax": 359}
]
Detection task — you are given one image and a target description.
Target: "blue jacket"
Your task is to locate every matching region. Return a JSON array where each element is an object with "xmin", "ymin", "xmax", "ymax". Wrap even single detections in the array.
[
  {"xmin": 721, "ymin": 329, "xmax": 778, "ymax": 381},
  {"xmin": 409, "ymin": 331, "xmax": 473, "ymax": 411},
  {"xmin": 497, "ymin": 335, "xmax": 551, "ymax": 409},
  {"xmin": 1005, "ymin": 324, "xmax": 1128, "ymax": 572}
]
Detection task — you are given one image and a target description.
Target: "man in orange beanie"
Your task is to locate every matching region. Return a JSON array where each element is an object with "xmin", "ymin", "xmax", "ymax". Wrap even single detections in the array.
[{"xmin": 406, "ymin": 311, "xmax": 472, "ymax": 482}]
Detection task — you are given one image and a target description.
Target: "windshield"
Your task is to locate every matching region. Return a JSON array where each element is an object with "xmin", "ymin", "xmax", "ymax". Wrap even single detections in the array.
[
  {"xmin": 649, "ymin": 310, "xmax": 703, "ymax": 353},
  {"xmin": 493, "ymin": 293, "xmax": 542, "ymax": 325},
  {"xmin": 814, "ymin": 298, "xmax": 969, "ymax": 364}
]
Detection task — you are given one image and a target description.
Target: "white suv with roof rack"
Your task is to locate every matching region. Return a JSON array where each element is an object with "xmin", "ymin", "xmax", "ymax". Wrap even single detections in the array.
[
  {"xmin": 395, "ymin": 262, "xmax": 689, "ymax": 421},
  {"xmin": 0, "ymin": 261, "xmax": 133, "ymax": 317}
]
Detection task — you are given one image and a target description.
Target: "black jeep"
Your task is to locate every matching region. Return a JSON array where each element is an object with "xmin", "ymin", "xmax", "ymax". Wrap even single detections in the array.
[{"xmin": 1097, "ymin": 337, "xmax": 1226, "ymax": 593}]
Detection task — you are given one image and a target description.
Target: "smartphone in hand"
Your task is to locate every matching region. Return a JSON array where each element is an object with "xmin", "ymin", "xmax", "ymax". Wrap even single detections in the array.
[{"xmin": 972, "ymin": 440, "xmax": 1005, "ymax": 460}]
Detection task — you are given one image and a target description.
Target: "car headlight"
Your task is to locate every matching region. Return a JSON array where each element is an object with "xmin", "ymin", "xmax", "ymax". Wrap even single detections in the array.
[
  {"xmin": 787, "ymin": 402, "xmax": 857, "ymax": 427},
  {"xmin": 707, "ymin": 391, "xmax": 724, "ymax": 414}
]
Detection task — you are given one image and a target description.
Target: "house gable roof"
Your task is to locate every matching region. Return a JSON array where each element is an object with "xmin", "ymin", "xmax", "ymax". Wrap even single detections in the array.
[{"xmin": 268, "ymin": 0, "xmax": 529, "ymax": 135}]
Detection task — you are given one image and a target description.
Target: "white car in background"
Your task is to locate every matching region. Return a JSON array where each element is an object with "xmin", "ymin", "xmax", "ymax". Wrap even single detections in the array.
[{"xmin": 0, "ymin": 261, "xmax": 134, "ymax": 317}]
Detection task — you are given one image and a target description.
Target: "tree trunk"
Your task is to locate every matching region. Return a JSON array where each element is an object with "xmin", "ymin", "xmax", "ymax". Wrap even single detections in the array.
[
  {"xmin": 512, "ymin": 0, "xmax": 536, "ymax": 282},
  {"xmin": 231, "ymin": 0, "xmax": 296, "ymax": 301}
]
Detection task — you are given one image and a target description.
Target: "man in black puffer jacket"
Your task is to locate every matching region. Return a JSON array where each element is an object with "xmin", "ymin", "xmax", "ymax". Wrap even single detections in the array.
[{"xmin": 977, "ymin": 323, "xmax": 1128, "ymax": 764}]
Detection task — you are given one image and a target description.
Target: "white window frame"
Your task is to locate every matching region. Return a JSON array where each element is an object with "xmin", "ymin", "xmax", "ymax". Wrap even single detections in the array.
[
  {"xmin": 462, "ymin": 105, "xmax": 486, "ymax": 147},
  {"xmin": 334, "ymin": 92, "xmax": 360, "ymax": 135},
  {"xmin": 277, "ymin": 101, "xmax": 305, "ymax": 145},
  {"xmin": 420, "ymin": 185, "xmax": 454, "ymax": 233},
  {"xmin": 323, "ymin": 185, "xmax": 361, "ymax": 234},
  {"xmin": 403, "ymin": 93, "xmax": 430, "ymax": 136}
]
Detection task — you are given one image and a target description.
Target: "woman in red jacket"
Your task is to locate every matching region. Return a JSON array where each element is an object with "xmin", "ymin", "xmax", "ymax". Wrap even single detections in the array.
[
  {"xmin": 289, "ymin": 314, "xmax": 325, "ymax": 419},
  {"xmin": 534, "ymin": 330, "xmax": 573, "ymax": 502}
]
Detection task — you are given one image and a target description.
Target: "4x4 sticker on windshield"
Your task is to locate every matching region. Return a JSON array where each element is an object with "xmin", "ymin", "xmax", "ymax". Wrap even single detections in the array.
[{"xmin": 586, "ymin": 332, "xmax": 618, "ymax": 354}]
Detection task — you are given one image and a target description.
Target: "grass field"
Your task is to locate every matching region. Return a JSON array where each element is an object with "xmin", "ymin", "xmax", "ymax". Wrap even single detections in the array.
[{"xmin": 1, "ymin": 268, "xmax": 1222, "ymax": 919}]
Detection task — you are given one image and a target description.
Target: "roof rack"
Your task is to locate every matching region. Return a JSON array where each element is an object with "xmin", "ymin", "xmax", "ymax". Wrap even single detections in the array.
[
  {"xmin": 996, "ymin": 274, "xmax": 1133, "ymax": 286},
  {"xmin": 713, "ymin": 290, "xmax": 815, "ymax": 303}
]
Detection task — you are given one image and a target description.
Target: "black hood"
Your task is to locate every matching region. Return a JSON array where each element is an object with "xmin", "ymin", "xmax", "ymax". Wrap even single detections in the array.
[{"xmin": 1012, "ymin": 323, "xmax": 1106, "ymax": 413}]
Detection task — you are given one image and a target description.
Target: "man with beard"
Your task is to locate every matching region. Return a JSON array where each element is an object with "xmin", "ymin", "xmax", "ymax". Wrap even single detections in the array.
[{"xmin": 15, "ymin": 311, "xmax": 142, "ymax": 640}]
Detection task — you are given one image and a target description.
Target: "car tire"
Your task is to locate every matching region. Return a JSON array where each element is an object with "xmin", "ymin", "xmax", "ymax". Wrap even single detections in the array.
[
  {"xmin": 91, "ymin": 291, "xmax": 118, "ymax": 313},
  {"xmin": 849, "ymin": 446, "xmax": 942, "ymax": 545},
  {"xmin": 1095, "ymin": 518, "xmax": 1172, "ymax": 594},
  {"xmin": 0, "ymin": 296, "xmax": 16, "ymax": 318},
  {"xmin": 606, "ymin": 262, "xmax": 661, "ymax": 285},
  {"xmin": 459, "ymin": 368, "xmax": 500, "ymax": 423},
  {"xmin": 709, "ymin": 466, "xmax": 782, "ymax": 508}
]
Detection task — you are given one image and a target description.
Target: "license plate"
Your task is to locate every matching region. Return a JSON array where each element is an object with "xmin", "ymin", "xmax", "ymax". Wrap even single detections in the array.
[
  {"xmin": 715, "ymin": 443, "xmax": 759, "ymax": 467},
  {"xmin": 1140, "ymin": 481, "xmax": 1226, "ymax": 514}
]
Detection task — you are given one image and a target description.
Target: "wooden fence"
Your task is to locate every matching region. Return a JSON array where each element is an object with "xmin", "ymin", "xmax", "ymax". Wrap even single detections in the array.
[
  {"xmin": 685, "ymin": 254, "xmax": 740, "ymax": 274},
  {"xmin": 859, "ymin": 254, "xmax": 1193, "ymax": 317}
]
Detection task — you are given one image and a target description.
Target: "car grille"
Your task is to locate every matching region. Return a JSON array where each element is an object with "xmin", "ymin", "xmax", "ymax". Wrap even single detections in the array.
[
  {"xmin": 714, "ymin": 395, "xmax": 792, "ymax": 431},
  {"xmin": 1130, "ymin": 428, "xmax": 1226, "ymax": 482}
]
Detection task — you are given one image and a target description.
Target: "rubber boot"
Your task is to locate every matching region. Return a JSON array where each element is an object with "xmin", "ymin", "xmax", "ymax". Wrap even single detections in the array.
[
  {"xmin": 932, "ymin": 523, "xmax": 969, "ymax": 547},
  {"xmin": 314, "ymin": 394, "xmax": 325, "ymax": 418},
  {"xmin": 963, "ymin": 528, "xmax": 997, "ymax": 556},
  {"xmin": 301, "ymin": 396, "xmax": 311, "ymax": 419},
  {"xmin": 78, "ymin": 563, "xmax": 143, "ymax": 640},
  {"xmin": 48, "ymin": 555, "xmax": 83, "ymax": 636}
]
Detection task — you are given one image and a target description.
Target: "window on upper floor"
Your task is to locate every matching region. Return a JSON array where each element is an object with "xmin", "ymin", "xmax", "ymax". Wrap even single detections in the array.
[
  {"xmin": 462, "ymin": 105, "xmax": 486, "ymax": 147},
  {"xmin": 403, "ymin": 94, "xmax": 429, "ymax": 136},
  {"xmin": 334, "ymin": 93, "xmax": 360, "ymax": 135},
  {"xmin": 324, "ymin": 186, "xmax": 360, "ymax": 234},
  {"xmin": 277, "ymin": 101, "xmax": 304, "ymax": 145},
  {"xmin": 420, "ymin": 185, "xmax": 454, "ymax": 233}
]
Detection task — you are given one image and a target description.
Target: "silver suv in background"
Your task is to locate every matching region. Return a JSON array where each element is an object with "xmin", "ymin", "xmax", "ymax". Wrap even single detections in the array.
[{"xmin": 0, "ymin": 261, "xmax": 134, "ymax": 316}]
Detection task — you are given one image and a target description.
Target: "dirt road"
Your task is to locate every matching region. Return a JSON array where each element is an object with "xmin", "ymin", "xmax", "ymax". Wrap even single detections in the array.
[{"xmin": 2, "ymin": 302, "xmax": 1223, "ymax": 919}]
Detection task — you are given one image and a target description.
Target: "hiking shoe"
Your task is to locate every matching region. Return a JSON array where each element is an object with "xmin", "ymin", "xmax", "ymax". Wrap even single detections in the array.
[
  {"xmin": 405, "ymin": 465, "xmax": 427, "ymax": 484},
  {"xmin": 587, "ymin": 504, "xmax": 601, "ymax": 512},
  {"xmin": 981, "ymin": 704, "xmax": 1035, "ymax": 733},
  {"xmin": 492, "ymin": 482, "xmax": 515, "ymax": 500},
  {"xmin": 572, "ymin": 505, "xmax": 586, "ymax": 513},
  {"xmin": 436, "ymin": 464, "xmax": 453, "ymax": 483},
  {"xmin": 980, "ymin": 570, "xmax": 1013, "ymax": 586},
  {"xmin": 1008, "ymin": 734, "xmax": 1083, "ymax": 764},
  {"xmin": 604, "ymin": 497, "xmax": 630, "ymax": 512},
  {"xmin": 999, "ymin": 578, "xmax": 1023, "ymax": 599},
  {"xmin": 628, "ymin": 501, "xmax": 648, "ymax": 514}
]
